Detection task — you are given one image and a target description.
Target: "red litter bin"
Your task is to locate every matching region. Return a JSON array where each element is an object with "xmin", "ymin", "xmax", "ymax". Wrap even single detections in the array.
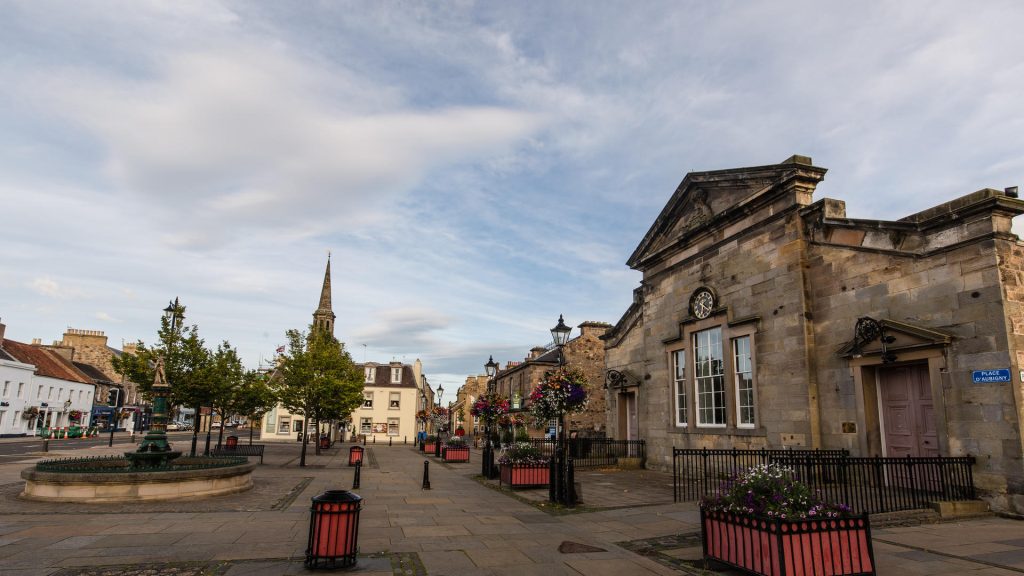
[
  {"xmin": 319, "ymin": 435, "xmax": 330, "ymax": 449},
  {"xmin": 348, "ymin": 445, "xmax": 364, "ymax": 466},
  {"xmin": 305, "ymin": 490, "xmax": 362, "ymax": 569},
  {"xmin": 225, "ymin": 435, "xmax": 238, "ymax": 449}
]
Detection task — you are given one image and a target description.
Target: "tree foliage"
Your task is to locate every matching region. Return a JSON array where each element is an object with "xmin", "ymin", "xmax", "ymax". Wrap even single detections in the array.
[
  {"xmin": 274, "ymin": 326, "xmax": 364, "ymax": 465},
  {"xmin": 111, "ymin": 302, "xmax": 211, "ymax": 408}
]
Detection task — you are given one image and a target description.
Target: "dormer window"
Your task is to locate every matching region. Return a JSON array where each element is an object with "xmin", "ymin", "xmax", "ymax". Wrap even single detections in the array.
[
  {"xmin": 364, "ymin": 367, "xmax": 376, "ymax": 383},
  {"xmin": 391, "ymin": 367, "xmax": 402, "ymax": 383}
]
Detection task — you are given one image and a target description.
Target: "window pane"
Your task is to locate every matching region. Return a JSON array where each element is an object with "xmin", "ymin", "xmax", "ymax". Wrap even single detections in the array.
[
  {"xmin": 694, "ymin": 327, "xmax": 726, "ymax": 426},
  {"xmin": 734, "ymin": 336, "xmax": 755, "ymax": 427},
  {"xmin": 673, "ymin": 350, "xmax": 687, "ymax": 426}
]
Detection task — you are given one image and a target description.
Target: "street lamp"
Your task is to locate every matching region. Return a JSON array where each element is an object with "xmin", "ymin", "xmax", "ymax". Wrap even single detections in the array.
[
  {"xmin": 549, "ymin": 314, "xmax": 575, "ymax": 506},
  {"xmin": 482, "ymin": 356, "xmax": 499, "ymax": 478},
  {"xmin": 434, "ymin": 384, "xmax": 445, "ymax": 457}
]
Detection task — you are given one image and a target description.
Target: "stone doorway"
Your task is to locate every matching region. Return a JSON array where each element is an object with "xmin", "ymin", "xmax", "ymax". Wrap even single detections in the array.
[
  {"xmin": 618, "ymin": 391, "xmax": 639, "ymax": 441},
  {"xmin": 879, "ymin": 363, "xmax": 937, "ymax": 458}
]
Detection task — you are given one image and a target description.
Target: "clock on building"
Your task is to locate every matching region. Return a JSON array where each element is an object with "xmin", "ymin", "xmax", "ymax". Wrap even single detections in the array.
[{"xmin": 690, "ymin": 288, "xmax": 716, "ymax": 319}]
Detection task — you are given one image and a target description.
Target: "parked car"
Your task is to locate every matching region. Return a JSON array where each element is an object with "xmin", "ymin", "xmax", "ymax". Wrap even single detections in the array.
[
  {"xmin": 166, "ymin": 422, "xmax": 181, "ymax": 431},
  {"xmin": 211, "ymin": 422, "xmax": 222, "ymax": 429}
]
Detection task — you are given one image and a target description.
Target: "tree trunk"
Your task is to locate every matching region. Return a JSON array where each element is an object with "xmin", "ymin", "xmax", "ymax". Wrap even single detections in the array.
[
  {"xmin": 249, "ymin": 422, "xmax": 254, "ymax": 445},
  {"xmin": 314, "ymin": 416, "xmax": 321, "ymax": 455}
]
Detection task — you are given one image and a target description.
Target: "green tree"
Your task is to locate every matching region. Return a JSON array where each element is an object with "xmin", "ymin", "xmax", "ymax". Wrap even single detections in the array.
[
  {"xmin": 275, "ymin": 327, "xmax": 363, "ymax": 466},
  {"xmin": 198, "ymin": 341, "xmax": 245, "ymax": 449},
  {"xmin": 234, "ymin": 369, "xmax": 278, "ymax": 445}
]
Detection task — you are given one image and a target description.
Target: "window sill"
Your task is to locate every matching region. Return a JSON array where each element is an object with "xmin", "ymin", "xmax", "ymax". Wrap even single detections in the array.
[{"xmin": 674, "ymin": 426, "xmax": 767, "ymax": 437}]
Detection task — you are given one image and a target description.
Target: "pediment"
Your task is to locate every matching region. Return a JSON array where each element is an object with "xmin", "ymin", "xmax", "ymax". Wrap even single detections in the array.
[
  {"xmin": 837, "ymin": 318, "xmax": 952, "ymax": 358},
  {"xmin": 627, "ymin": 156, "xmax": 827, "ymax": 270}
]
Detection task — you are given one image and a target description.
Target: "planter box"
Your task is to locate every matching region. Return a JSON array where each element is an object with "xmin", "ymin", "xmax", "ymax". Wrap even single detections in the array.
[
  {"xmin": 701, "ymin": 509, "xmax": 875, "ymax": 576},
  {"xmin": 499, "ymin": 464, "xmax": 550, "ymax": 488},
  {"xmin": 443, "ymin": 446, "xmax": 470, "ymax": 463},
  {"xmin": 423, "ymin": 442, "xmax": 437, "ymax": 453}
]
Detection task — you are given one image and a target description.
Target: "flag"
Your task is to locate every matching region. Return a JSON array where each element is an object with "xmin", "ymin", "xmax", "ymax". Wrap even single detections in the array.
[{"xmin": 276, "ymin": 345, "xmax": 285, "ymax": 354}]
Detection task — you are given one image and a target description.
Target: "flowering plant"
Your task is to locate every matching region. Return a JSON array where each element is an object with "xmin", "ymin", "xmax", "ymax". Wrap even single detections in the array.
[
  {"xmin": 471, "ymin": 393, "xmax": 509, "ymax": 424},
  {"xmin": 498, "ymin": 413, "xmax": 526, "ymax": 427},
  {"xmin": 430, "ymin": 406, "xmax": 451, "ymax": 434},
  {"xmin": 528, "ymin": 367, "xmax": 589, "ymax": 422},
  {"xmin": 22, "ymin": 406, "xmax": 39, "ymax": 419},
  {"xmin": 415, "ymin": 409, "xmax": 429, "ymax": 422},
  {"xmin": 497, "ymin": 441, "xmax": 549, "ymax": 466},
  {"xmin": 446, "ymin": 435, "xmax": 467, "ymax": 447},
  {"xmin": 68, "ymin": 410, "xmax": 83, "ymax": 421},
  {"xmin": 700, "ymin": 463, "xmax": 852, "ymax": 520}
]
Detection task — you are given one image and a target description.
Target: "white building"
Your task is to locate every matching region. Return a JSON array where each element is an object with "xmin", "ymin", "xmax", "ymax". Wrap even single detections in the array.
[{"xmin": 0, "ymin": 322, "xmax": 96, "ymax": 436}]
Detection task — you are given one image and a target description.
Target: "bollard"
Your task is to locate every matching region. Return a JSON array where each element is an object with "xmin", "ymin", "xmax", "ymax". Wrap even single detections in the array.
[
  {"xmin": 422, "ymin": 460, "xmax": 431, "ymax": 490},
  {"xmin": 42, "ymin": 439, "xmax": 48, "ymax": 453},
  {"xmin": 363, "ymin": 436, "xmax": 367, "ymax": 446},
  {"xmin": 353, "ymin": 461, "xmax": 361, "ymax": 489},
  {"xmin": 404, "ymin": 436, "xmax": 407, "ymax": 445},
  {"xmin": 389, "ymin": 437, "xmax": 392, "ymax": 447},
  {"xmin": 372, "ymin": 436, "xmax": 376, "ymax": 444}
]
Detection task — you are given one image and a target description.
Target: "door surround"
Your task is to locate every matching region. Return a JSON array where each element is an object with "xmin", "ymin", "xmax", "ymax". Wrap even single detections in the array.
[{"xmin": 849, "ymin": 348, "xmax": 948, "ymax": 457}]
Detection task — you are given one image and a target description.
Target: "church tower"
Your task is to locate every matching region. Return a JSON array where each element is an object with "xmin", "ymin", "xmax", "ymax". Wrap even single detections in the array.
[{"xmin": 313, "ymin": 256, "xmax": 336, "ymax": 336}]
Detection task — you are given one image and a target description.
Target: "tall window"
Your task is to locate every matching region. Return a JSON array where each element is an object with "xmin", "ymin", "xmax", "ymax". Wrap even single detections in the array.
[
  {"xmin": 734, "ymin": 336, "xmax": 755, "ymax": 427},
  {"xmin": 694, "ymin": 327, "xmax": 726, "ymax": 426},
  {"xmin": 364, "ymin": 367, "xmax": 376, "ymax": 383},
  {"xmin": 363, "ymin": 392, "xmax": 373, "ymax": 408},
  {"xmin": 18, "ymin": 383, "xmax": 24, "ymax": 398},
  {"xmin": 387, "ymin": 417, "xmax": 399, "ymax": 436},
  {"xmin": 673, "ymin": 349, "xmax": 688, "ymax": 426},
  {"xmin": 3, "ymin": 381, "xmax": 8, "ymax": 397},
  {"xmin": 360, "ymin": 418, "xmax": 372, "ymax": 434},
  {"xmin": 391, "ymin": 367, "xmax": 402, "ymax": 383},
  {"xmin": 389, "ymin": 392, "xmax": 401, "ymax": 409}
]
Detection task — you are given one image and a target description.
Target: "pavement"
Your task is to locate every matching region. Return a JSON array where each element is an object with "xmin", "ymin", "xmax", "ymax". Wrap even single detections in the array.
[{"xmin": 0, "ymin": 435, "xmax": 1023, "ymax": 575}]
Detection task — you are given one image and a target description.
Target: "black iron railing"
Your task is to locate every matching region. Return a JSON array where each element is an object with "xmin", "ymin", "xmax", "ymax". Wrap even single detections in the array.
[
  {"xmin": 35, "ymin": 454, "xmax": 249, "ymax": 473},
  {"xmin": 522, "ymin": 438, "xmax": 645, "ymax": 468},
  {"xmin": 673, "ymin": 447, "xmax": 977, "ymax": 514}
]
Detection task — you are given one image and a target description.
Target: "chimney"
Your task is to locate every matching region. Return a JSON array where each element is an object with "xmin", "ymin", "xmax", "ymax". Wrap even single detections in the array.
[
  {"xmin": 529, "ymin": 346, "xmax": 547, "ymax": 360},
  {"xmin": 31, "ymin": 338, "xmax": 42, "ymax": 345}
]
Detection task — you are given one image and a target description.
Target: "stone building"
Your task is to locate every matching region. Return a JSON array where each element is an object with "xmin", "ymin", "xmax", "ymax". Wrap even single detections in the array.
[
  {"xmin": 453, "ymin": 374, "xmax": 489, "ymax": 435},
  {"xmin": 603, "ymin": 154, "xmax": 1024, "ymax": 512},
  {"xmin": 494, "ymin": 320, "xmax": 611, "ymax": 438}
]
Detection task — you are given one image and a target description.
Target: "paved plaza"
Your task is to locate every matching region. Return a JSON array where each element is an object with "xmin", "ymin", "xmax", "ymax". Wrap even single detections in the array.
[{"xmin": 1, "ymin": 437, "xmax": 1024, "ymax": 575}]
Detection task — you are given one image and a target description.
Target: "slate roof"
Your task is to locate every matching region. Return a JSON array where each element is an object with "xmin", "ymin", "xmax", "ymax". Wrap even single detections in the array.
[
  {"xmin": 0, "ymin": 339, "xmax": 93, "ymax": 384},
  {"xmin": 358, "ymin": 363, "xmax": 418, "ymax": 388},
  {"xmin": 73, "ymin": 361, "xmax": 118, "ymax": 385}
]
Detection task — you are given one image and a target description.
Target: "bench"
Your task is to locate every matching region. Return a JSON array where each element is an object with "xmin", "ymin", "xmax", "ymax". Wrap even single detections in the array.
[{"xmin": 211, "ymin": 443, "xmax": 265, "ymax": 464}]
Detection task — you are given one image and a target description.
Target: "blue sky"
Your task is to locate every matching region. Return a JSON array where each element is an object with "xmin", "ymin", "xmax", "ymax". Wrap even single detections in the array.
[{"xmin": 1, "ymin": 1, "xmax": 1022, "ymax": 392}]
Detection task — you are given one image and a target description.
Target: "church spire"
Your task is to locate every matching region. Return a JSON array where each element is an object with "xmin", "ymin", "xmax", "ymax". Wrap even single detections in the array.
[{"xmin": 313, "ymin": 254, "xmax": 336, "ymax": 336}]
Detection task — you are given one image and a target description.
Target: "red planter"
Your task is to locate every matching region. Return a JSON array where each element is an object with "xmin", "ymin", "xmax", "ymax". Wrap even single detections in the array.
[
  {"xmin": 423, "ymin": 442, "xmax": 436, "ymax": 453},
  {"xmin": 701, "ymin": 509, "xmax": 875, "ymax": 576},
  {"xmin": 499, "ymin": 464, "xmax": 550, "ymax": 488},
  {"xmin": 443, "ymin": 446, "xmax": 470, "ymax": 462}
]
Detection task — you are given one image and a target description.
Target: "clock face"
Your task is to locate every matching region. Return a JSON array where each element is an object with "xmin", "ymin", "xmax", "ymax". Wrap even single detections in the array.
[{"xmin": 691, "ymin": 289, "xmax": 715, "ymax": 319}]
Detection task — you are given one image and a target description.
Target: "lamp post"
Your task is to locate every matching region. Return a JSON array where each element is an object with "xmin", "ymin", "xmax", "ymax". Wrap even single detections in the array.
[
  {"xmin": 482, "ymin": 355, "xmax": 498, "ymax": 478},
  {"xmin": 434, "ymin": 384, "xmax": 444, "ymax": 457},
  {"xmin": 549, "ymin": 314, "xmax": 573, "ymax": 506}
]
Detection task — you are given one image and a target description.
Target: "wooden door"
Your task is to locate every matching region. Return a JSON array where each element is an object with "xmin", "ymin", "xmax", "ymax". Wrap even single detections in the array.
[
  {"xmin": 880, "ymin": 364, "xmax": 936, "ymax": 457},
  {"xmin": 619, "ymin": 391, "xmax": 639, "ymax": 441}
]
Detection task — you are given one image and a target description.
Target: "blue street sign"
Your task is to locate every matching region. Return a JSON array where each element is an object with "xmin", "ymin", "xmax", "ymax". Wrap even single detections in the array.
[{"xmin": 973, "ymin": 369, "xmax": 1011, "ymax": 383}]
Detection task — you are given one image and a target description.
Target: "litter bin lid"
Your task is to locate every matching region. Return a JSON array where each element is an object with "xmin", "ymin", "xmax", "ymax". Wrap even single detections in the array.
[{"xmin": 312, "ymin": 490, "xmax": 362, "ymax": 504}]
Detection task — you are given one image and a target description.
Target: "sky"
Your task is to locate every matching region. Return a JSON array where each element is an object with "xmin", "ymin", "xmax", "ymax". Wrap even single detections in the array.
[{"xmin": 2, "ymin": 1, "xmax": 1023, "ymax": 393}]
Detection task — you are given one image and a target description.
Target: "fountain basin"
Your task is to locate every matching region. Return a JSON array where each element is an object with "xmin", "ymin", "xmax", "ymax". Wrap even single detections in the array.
[{"xmin": 20, "ymin": 457, "xmax": 256, "ymax": 502}]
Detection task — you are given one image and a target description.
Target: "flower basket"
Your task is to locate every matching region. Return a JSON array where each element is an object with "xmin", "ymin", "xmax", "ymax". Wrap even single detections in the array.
[
  {"xmin": 471, "ymin": 393, "xmax": 509, "ymax": 425},
  {"xmin": 701, "ymin": 509, "xmax": 874, "ymax": 576},
  {"xmin": 528, "ymin": 367, "xmax": 589, "ymax": 423},
  {"xmin": 68, "ymin": 410, "xmax": 83, "ymax": 422},
  {"xmin": 22, "ymin": 406, "xmax": 39, "ymax": 420},
  {"xmin": 700, "ymin": 463, "xmax": 874, "ymax": 576}
]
